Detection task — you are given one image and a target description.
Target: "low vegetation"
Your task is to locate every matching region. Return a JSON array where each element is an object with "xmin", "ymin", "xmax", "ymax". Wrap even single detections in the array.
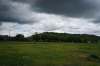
[{"xmin": 0, "ymin": 42, "xmax": 100, "ymax": 66}]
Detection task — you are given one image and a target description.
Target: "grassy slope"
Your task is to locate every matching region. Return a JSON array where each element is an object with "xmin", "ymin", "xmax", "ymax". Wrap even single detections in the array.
[{"xmin": 0, "ymin": 42, "xmax": 100, "ymax": 66}]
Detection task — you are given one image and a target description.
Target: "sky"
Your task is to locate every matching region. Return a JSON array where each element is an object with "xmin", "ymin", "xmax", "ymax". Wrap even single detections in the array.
[{"xmin": 0, "ymin": 0, "xmax": 100, "ymax": 36}]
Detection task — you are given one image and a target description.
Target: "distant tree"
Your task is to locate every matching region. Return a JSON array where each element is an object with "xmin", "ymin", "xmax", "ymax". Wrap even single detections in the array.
[
  {"xmin": 0, "ymin": 32, "xmax": 100, "ymax": 43},
  {"xmin": 0, "ymin": 35, "xmax": 9, "ymax": 41},
  {"xmin": 29, "ymin": 32, "xmax": 100, "ymax": 43},
  {"xmin": 15, "ymin": 34, "xmax": 25, "ymax": 41}
]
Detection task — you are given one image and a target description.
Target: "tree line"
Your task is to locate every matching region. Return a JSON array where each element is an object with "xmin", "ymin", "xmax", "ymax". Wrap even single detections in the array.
[{"xmin": 0, "ymin": 32, "xmax": 100, "ymax": 43}]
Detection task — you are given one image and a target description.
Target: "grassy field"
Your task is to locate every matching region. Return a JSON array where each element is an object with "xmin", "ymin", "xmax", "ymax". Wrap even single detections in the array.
[{"xmin": 0, "ymin": 42, "xmax": 100, "ymax": 66}]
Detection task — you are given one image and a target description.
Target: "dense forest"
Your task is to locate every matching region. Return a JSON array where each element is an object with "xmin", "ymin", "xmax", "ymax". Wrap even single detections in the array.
[{"xmin": 0, "ymin": 32, "xmax": 100, "ymax": 43}]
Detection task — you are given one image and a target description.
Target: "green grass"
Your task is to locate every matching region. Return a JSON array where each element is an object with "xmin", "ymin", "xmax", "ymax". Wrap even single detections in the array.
[{"xmin": 0, "ymin": 42, "xmax": 100, "ymax": 66}]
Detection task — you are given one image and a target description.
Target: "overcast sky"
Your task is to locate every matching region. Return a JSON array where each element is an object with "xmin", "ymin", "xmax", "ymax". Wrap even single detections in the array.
[{"xmin": 0, "ymin": 0, "xmax": 100, "ymax": 36}]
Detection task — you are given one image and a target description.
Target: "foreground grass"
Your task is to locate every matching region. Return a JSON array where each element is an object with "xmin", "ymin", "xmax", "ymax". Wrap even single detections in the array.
[{"xmin": 0, "ymin": 42, "xmax": 100, "ymax": 66}]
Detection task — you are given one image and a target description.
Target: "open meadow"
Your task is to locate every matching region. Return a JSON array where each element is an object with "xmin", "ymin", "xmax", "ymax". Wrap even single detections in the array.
[{"xmin": 0, "ymin": 42, "xmax": 100, "ymax": 66}]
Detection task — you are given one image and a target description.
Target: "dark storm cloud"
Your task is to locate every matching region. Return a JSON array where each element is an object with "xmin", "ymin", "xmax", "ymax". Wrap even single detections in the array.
[
  {"xmin": 0, "ymin": 0, "xmax": 100, "ymax": 24},
  {"xmin": 0, "ymin": 0, "xmax": 18, "ymax": 23},
  {"xmin": 93, "ymin": 18, "xmax": 100, "ymax": 23},
  {"xmin": 35, "ymin": 0, "xmax": 98, "ymax": 18},
  {"xmin": 7, "ymin": 0, "xmax": 100, "ymax": 18},
  {"xmin": 12, "ymin": 0, "xmax": 33, "ymax": 3},
  {"xmin": 0, "ymin": 0, "xmax": 36, "ymax": 24},
  {"xmin": 0, "ymin": 0, "xmax": 12, "ymax": 22}
]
